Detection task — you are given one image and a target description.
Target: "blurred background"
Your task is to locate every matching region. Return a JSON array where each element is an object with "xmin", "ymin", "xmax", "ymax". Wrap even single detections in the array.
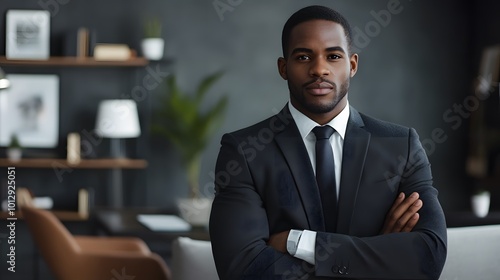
[
  {"xmin": 0, "ymin": 0, "xmax": 500, "ymax": 211},
  {"xmin": 1, "ymin": 0, "xmax": 500, "ymax": 279},
  {"xmin": 0, "ymin": 0, "xmax": 498, "ymax": 228}
]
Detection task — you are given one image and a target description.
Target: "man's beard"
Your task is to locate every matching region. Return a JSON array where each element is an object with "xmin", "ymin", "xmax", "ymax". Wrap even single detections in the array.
[{"xmin": 289, "ymin": 76, "xmax": 350, "ymax": 114}]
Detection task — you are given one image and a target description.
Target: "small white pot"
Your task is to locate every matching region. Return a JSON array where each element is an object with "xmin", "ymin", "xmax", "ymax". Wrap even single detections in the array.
[
  {"xmin": 471, "ymin": 192, "xmax": 490, "ymax": 218},
  {"xmin": 177, "ymin": 197, "xmax": 213, "ymax": 227},
  {"xmin": 141, "ymin": 38, "xmax": 164, "ymax": 60},
  {"xmin": 7, "ymin": 148, "xmax": 22, "ymax": 162}
]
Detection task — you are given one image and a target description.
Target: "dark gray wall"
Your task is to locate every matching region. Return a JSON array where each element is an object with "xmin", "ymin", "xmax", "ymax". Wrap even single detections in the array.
[
  {"xmin": 2, "ymin": 1, "xmax": 500, "ymax": 280},
  {"xmin": 0, "ymin": 0, "xmax": 490, "ymax": 212}
]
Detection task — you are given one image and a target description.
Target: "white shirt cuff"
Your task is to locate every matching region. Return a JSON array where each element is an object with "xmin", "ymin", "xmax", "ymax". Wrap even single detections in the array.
[{"xmin": 293, "ymin": 230, "xmax": 316, "ymax": 265}]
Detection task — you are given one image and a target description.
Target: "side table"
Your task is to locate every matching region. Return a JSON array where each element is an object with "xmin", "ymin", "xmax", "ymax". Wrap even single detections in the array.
[{"xmin": 94, "ymin": 208, "xmax": 210, "ymax": 241}]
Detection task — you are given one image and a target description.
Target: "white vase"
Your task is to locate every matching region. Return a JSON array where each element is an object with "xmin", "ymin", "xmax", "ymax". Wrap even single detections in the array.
[
  {"xmin": 7, "ymin": 148, "xmax": 22, "ymax": 162},
  {"xmin": 141, "ymin": 38, "xmax": 164, "ymax": 60},
  {"xmin": 177, "ymin": 197, "xmax": 213, "ymax": 227},
  {"xmin": 471, "ymin": 192, "xmax": 490, "ymax": 218}
]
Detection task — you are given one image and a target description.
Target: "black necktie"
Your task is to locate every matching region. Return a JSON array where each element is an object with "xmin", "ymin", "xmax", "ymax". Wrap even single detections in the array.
[{"xmin": 312, "ymin": 126, "xmax": 338, "ymax": 232}]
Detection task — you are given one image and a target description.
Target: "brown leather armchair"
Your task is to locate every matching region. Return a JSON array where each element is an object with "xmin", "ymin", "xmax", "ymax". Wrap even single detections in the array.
[{"xmin": 22, "ymin": 206, "xmax": 171, "ymax": 280}]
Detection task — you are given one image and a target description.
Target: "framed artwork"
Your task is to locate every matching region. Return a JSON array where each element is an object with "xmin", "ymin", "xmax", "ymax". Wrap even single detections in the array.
[
  {"xmin": 0, "ymin": 74, "xmax": 59, "ymax": 148},
  {"xmin": 6, "ymin": 10, "xmax": 50, "ymax": 60}
]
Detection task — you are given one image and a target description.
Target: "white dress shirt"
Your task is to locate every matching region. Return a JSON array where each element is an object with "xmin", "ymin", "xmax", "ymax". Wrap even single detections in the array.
[{"xmin": 286, "ymin": 100, "xmax": 350, "ymax": 265}]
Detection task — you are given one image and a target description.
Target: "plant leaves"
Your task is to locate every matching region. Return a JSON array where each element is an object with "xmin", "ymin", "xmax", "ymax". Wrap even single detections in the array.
[{"xmin": 151, "ymin": 72, "xmax": 228, "ymax": 167}]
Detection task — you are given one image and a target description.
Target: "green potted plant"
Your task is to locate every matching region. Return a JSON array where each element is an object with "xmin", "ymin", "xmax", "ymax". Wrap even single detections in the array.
[
  {"xmin": 141, "ymin": 17, "xmax": 164, "ymax": 60},
  {"xmin": 7, "ymin": 134, "xmax": 22, "ymax": 162},
  {"xmin": 151, "ymin": 72, "xmax": 228, "ymax": 225}
]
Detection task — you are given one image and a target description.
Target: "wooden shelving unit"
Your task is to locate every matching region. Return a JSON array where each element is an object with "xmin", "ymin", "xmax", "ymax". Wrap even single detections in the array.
[
  {"xmin": 0, "ymin": 56, "xmax": 149, "ymax": 67},
  {"xmin": 0, "ymin": 55, "xmax": 152, "ymax": 209},
  {"xmin": 0, "ymin": 210, "xmax": 87, "ymax": 221},
  {"xmin": 0, "ymin": 158, "xmax": 148, "ymax": 169}
]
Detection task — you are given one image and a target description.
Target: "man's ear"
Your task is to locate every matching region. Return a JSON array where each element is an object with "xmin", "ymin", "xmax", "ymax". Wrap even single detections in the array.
[
  {"xmin": 350, "ymin": 53, "xmax": 359, "ymax": 78},
  {"xmin": 277, "ymin": 57, "xmax": 288, "ymax": 80}
]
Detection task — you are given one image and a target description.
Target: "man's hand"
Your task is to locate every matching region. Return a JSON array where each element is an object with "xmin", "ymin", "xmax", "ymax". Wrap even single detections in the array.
[
  {"xmin": 380, "ymin": 192, "xmax": 423, "ymax": 234},
  {"xmin": 267, "ymin": 230, "xmax": 290, "ymax": 253}
]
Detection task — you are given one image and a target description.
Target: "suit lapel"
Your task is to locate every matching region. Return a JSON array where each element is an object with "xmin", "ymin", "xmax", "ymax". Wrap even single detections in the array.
[
  {"xmin": 337, "ymin": 107, "xmax": 371, "ymax": 234},
  {"xmin": 274, "ymin": 106, "xmax": 325, "ymax": 231}
]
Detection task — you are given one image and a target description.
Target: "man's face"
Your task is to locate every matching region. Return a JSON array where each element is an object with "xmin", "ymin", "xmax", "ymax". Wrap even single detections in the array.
[{"xmin": 278, "ymin": 20, "xmax": 358, "ymax": 124}]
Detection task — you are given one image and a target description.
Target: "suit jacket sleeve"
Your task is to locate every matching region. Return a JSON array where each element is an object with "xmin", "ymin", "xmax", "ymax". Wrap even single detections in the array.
[
  {"xmin": 210, "ymin": 128, "xmax": 447, "ymax": 279},
  {"xmin": 210, "ymin": 133, "xmax": 313, "ymax": 280},
  {"xmin": 314, "ymin": 128, "xmax": 447, "ymax": 279}
]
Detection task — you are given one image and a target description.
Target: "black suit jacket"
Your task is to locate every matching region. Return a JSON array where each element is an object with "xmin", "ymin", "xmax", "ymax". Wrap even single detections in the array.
[{"xmin": 209, "ymin": 105, "xmax": 447, "ymax": 279}]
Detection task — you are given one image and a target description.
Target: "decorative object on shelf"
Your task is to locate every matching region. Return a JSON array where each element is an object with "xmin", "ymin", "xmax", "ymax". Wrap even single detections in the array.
[
  {"xmin": 151, "ymin": 72, "xmax": 227, "ymax": 226},
  {"xmin": 6, "ymin": 134, "xmax": 22, "ymax": 162},
  {"xmin": 76, "ymin": 27, "xmax": 90, "ymax": 58},
  {"xmin": 93, "ymin": 44, "xmax": 132, "ymax": 61},
  {"xmin": 471, "ymin": 190, "xmax": 491, "ymax": 218},
  {"xmin": 78, "ymin": 188, "xmax": 90, "ymax": 219},
  {"xmin": 141, "ymin": 18, "xmax": 164, "ymax": 60},
  {"xmin": 67, "ymin": 132, "xmax": 81, "ymax": 164},
  {"xmin": 0, "ymin": 67, "xmax": 10, "ymax": 89},
  {"xmin": 0, "ymin": 74, "xmax": 59, "ymax": 148},
  {"xmin": 95, "ymin": 99, "xmax": 141, "ymax": 158},
  {"xmin": 474, "ymin": 45, "xmax": 500, "ymax": 98},
  {"xmin": 6, "ymin": 10, "xmax": 50, "ymax": 60}
]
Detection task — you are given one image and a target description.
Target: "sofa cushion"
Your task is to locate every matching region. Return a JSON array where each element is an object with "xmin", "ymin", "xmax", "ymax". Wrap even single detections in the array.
[
  {"xmin": 439, "ymin": 224, "xmax": 500, "ymax": 280},
  {"xmin": 172, "ymin": 237, "xmax": 218, "ymax": 280}
]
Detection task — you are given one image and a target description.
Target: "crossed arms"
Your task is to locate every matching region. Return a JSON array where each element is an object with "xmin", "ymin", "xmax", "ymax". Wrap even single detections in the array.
[{"xmin": 210, "ymin": 129, "xmax": 447, "ymax": 279}]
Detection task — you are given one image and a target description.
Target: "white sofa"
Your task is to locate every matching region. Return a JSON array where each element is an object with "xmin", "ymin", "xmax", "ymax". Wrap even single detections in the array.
[
  {"xmin": 173, "ymin": 225, "xmax": 500, "ymax": 280},
  {"xmin": 439, "ymin": 224, "xmax": 500, "ymax": 280},
  {"xmin": 172, "ymin": 237, "xmax": 219, "ymax": 280}
]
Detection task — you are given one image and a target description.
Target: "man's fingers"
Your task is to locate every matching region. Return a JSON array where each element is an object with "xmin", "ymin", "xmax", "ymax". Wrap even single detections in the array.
[
  {"xmin": 382, "ymin": 192, "xmax": 422, "ymax": 234},
  {"xmin": 380, "ymin": 192, "xmax": 405, "ymax": 234},
  {"xmin": 401, "ymin": 213, "xmax": 420, "ymax": 232},
  {"xmin": 392, "ymin": 193, "xmax": 419, "ymax": 219},
  {"xmin": 387, "ymin": 192, "xmax": 405, "ymax": 214},
  {"xmin": 392, "ymin": 199, "xmax": 423, "ymax": 232}
]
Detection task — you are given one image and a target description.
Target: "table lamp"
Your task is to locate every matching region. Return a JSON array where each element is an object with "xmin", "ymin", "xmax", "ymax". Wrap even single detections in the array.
[
  {"xmin": 95, "ymin": 99, "xmax": 141, "ymax": 158},
  {"xmin": 0, "ymin": 67, "xmax": 10, "ymax": 89}
]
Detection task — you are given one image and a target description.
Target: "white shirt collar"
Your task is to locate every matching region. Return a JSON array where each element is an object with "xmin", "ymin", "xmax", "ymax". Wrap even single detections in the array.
[{"xmin": 288, "ymin": 100, "xmax": 350, "ymax": 140}]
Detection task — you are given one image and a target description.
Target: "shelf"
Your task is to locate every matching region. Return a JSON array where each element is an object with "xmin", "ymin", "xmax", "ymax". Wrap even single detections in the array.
[
  {"xmin": 0, "ymin": 56, "xmax": 149, "ymax": 67},
  {"xmin": 0, "ymin": 210, "xmax": 87, "ymax": 221},
  {"xmin": 0, "ymin": 158, "xmax": 148, "ymax": 169}
]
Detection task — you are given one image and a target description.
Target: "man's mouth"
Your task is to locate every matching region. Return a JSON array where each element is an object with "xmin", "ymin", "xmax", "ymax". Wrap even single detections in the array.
[{"xmin": 305, "ymin": 82, "xmax": 334, "ymax": 95}]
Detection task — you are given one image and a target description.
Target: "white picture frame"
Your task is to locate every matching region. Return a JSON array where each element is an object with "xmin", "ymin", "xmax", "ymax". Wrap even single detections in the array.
[
  {"xmin": 0, "ymin": 74, "xmax": 59, "ymax": 148},
  {"xmin": 6, "ymin": 10, "xmax": 50, "ymax": 60}
]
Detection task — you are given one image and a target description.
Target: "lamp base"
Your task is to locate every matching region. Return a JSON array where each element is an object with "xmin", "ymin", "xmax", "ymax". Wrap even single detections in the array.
[{"xmin": 110, "ymin": 138, "xmax": 125, "ymax": 158}]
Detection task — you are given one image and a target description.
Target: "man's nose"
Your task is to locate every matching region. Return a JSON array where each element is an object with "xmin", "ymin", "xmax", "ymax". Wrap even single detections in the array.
[{"xmin": 309, "ymin": 58, "xmax": 331, "ymax": 77}]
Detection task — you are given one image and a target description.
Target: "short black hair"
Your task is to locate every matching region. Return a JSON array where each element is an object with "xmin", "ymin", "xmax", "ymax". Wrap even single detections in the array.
[{"xmin": 281, "ymin": 5, "xmax": 353, "ymax": 58}]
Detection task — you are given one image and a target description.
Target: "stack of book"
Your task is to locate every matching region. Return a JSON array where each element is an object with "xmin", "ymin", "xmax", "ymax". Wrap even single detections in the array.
[
  {"xmin": 64, "ymin": 27, "xmax": 134, "ymax": 61},
  {"xmin": 93, "ymin": 44, "xmax": 133, "ymax": 61}
]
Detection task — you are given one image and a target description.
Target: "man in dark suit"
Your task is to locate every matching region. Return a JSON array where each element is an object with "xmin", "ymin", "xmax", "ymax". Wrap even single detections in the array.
[{"xmin": 209, "ymin": 5, "xmax": 447, "ymax": 279}]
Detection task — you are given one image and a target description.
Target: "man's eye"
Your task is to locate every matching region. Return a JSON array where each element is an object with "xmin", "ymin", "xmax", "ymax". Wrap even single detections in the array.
[
  {"xmin": 296, "ymin": 55, "xmax": 310, "ymax": 61},
  {"xmin": 328, "ymin": 54, "xmax": 341, "ymax": 60}
]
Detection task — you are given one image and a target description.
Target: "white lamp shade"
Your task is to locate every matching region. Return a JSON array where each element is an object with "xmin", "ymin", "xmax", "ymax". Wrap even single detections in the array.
[{"xmin": 95, "ymin": 99, "xmax": 141, "ymax": 138}]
